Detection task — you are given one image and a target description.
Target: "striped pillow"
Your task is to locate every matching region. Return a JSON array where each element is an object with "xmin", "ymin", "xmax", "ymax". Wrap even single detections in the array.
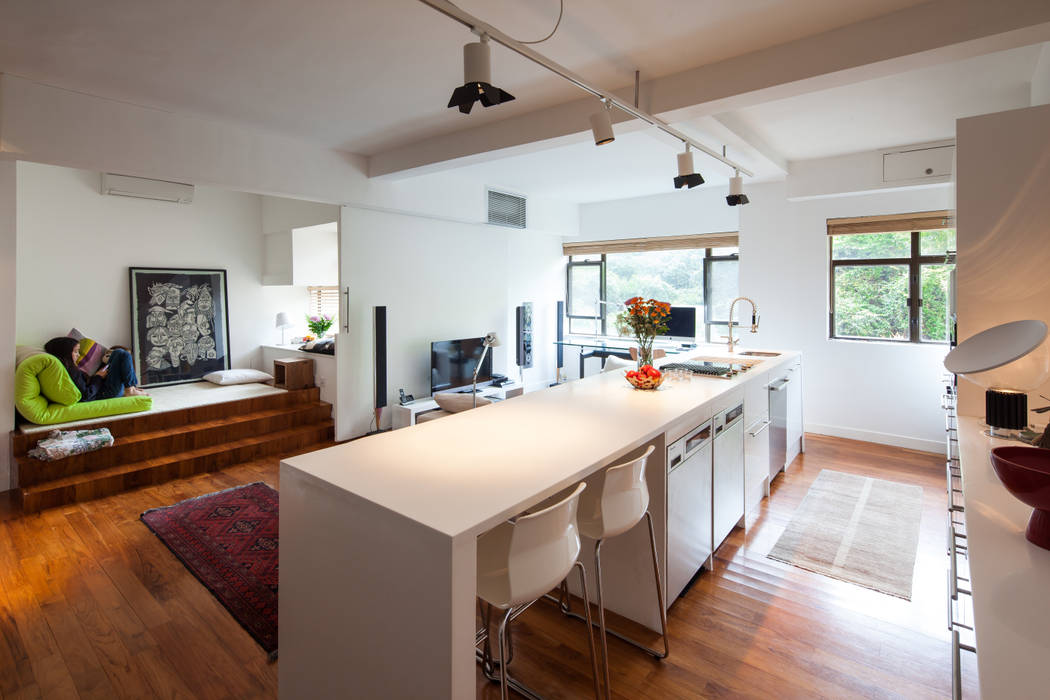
[{"xmin": 67, "ymin": 328, "xmax": 109, "ymax": 376}]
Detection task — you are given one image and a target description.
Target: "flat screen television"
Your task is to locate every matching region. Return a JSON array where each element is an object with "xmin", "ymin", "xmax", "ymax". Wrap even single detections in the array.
[
  {"xmin": 661, "ymin": 306, "xmax": 698, "ymax": 343},
  {"xmin": 431, "ymin": 337, "xmax": 493, "ymax": 394}
]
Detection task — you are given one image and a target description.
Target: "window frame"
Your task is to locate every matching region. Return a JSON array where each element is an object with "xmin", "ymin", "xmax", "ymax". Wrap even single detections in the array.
[
  {"xmin": 566, "ymin": 247, "xmax": 738, "ymax": 339},
  {"xmin": 828, "ymin": 230, "xmax": 955, "ymax": 344},
  {"xmin": 566, "ymin": 255, "xmax": 606, "ymax": 335}
]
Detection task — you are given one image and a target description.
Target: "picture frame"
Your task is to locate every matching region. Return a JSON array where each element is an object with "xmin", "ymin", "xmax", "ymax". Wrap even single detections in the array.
[{"xmin": 129, "ymin": 267, "xmax": 231, "ymax": 386}]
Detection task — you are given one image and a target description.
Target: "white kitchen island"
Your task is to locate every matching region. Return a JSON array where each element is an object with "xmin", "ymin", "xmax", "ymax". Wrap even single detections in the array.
[{"xmin": 279, "ymin": 347, "xmax": 800, "ymax": 699}]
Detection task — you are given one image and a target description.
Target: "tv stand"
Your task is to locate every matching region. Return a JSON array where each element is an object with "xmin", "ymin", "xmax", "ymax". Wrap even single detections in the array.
[{"xmin": 391, "ymin": 382, "xmax": 523, "ymax": 429}]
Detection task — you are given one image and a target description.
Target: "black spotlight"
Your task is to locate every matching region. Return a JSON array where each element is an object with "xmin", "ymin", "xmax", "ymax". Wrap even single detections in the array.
[
  {"xmin": 673, "ymin": 148, "xmax": 704, "ymax": 189},
  {"xmin": 726, "ymin": 173, "xmax": 750, "ymax": 206},
  {"xmin": 448, "ymin": 36, "xmax": 515, "ymax": 114}
]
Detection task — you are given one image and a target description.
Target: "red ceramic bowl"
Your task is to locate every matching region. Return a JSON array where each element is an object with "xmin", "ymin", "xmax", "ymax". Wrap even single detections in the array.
[{"xmin": 989, "ymin": 446, "xmax": 1050, "ymax": 550}]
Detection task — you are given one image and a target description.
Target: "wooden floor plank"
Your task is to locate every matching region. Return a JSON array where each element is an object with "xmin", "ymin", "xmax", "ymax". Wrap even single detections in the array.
[{"xmin": 0, "ymin": 435, "xmax": 979, "ymax": 699}]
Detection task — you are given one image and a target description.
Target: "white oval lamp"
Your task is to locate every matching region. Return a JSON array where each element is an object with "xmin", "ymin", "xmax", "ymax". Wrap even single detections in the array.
[{"xmin": 944, "ymin": 320, "xmax": 1050, "ymax": 436}]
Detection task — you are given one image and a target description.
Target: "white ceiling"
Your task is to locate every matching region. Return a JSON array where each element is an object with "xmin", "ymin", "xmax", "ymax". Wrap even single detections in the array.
[
  {"xmin": 0, "ymin": 0, "xmax": 927, "ymax": 154},
  {"xmin": 1, "ymin": 1, "xmax": 1044, "ymax": 205},
  {"xmin": 428, "ymin": 43, "xmax": 1044, "ymax": 203},
  {"xmin": 725, "ymin": 44, "xmax": 1042, "ymax": 161}
]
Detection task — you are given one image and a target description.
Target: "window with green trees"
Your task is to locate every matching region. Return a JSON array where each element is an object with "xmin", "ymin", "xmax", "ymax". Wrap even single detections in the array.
[
  {"xmin": 566, "ymin": 247, "xmax": 738, "ymax": 339},
  {"xmin": 830, "ymin": 227, "xmax": 955, "ymax": 343}
]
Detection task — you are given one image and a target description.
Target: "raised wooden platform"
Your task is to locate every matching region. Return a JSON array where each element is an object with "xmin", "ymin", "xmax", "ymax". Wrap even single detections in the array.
[{"xmin": 12, "ymin": 387, "xmax": 333, "ymax": 512}]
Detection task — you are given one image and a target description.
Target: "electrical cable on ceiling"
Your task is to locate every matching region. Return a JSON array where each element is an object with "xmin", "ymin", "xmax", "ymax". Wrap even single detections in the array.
[
  {"xmin": 516, "ymin": 0, "xmax": 564, "ymax": 44},
  {"xmin": 449, "ymin": 0, "xmax": 565, "ymax": 45}
]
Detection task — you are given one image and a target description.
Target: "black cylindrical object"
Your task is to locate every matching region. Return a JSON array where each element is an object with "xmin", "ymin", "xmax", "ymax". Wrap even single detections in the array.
[{"xmin": 985, "ymin": 389, "xmax": 1027, "ymax": 429}]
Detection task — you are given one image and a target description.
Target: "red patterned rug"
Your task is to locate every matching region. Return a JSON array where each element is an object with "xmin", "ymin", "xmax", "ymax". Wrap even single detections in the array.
[{"xmin": 141, "ymin": 482, "xmax": 279, "ymax": 657}]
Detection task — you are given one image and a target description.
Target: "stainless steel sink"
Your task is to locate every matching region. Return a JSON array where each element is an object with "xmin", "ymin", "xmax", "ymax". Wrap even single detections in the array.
[{"xmin": 738, "ymin": 351, "xmax": 780, "ymax": 357}]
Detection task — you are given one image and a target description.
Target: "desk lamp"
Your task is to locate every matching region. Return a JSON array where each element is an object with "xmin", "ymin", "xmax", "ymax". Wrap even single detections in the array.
[
  {"xmin": 275, "ymin": 312, "xmax": 294, "ymax": 345},
  {"xmin": 944, "ymin": 320, "xmax": 1050, "ymax": 438},
  {"xmin": 473, "ymin": 332, "xmax": 501, "ymax": 408}
]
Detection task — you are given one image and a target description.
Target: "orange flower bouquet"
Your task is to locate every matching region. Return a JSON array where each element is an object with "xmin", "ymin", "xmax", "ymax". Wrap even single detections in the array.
[{"xmin": 615, "ymin": 297, "xmax": 671, "ymax": 368}]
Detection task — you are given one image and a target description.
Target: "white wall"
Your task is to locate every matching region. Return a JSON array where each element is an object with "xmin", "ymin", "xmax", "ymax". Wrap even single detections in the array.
[
  {"xmin": 578, "ymin": 187, "xmax": 738, "ymax": 241},
  {"xmin": 262, "ymin": 196, "xmax": 340, "ymax": 234},
  {"xmin": 1032, "ymin": 42, "xmax": 1050, "ymax": 106},
  {"xmin": 740, "ymin": 181, "xmax": 954, "ymax": 452},
  {"xmin": 579, "ymin": 174, "xmax": 953, "ymax": 452},
  {"xmin": 955, "ymin": 103, "xmax": 1050, "ymax": 420},
  {"xmin": 15, "ymin": 162, "xmax": 307, "ymax": 369},
  {"xmin": 291, "ymin": 223, "xmax": 339, "ymax": 287},
  {"xmin": 337, "ymin": 207, "xmax": 566, "ymax": 439},
  {"xmin": 1, "ymin": 160, "xmax": 16, "ymax": 488}
]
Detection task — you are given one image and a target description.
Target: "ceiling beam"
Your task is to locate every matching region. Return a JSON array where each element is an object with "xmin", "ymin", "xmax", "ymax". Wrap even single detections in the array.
[
  {"xmin": 708, "ymin": 113, "xmax": 789, "ymax": 175},
  {"xmin": 369, "ymin": 0, "xmax": 1050, "ymax": 179}
]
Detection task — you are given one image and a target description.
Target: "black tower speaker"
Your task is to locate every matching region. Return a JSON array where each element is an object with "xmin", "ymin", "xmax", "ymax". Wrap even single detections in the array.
[
  {"xmin": 374, "ymin": 306, "xmax": 387, "ymax": 410},
  {"xmin": 516, "ymin": 302, "xmax": 533, "ymax": 369},
  {"xmin": 556, "ymin": 300, "xmax": 565, "ymax": 370}
]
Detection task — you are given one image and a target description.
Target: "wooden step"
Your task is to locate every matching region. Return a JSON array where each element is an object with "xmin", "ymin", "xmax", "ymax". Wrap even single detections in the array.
[
  {"xmin": 21, "ymin": 420, "xmax": 334, "ymax": 513},
  {"xmin": 16, "ymin": 402, "xmax": 331, "ymax": 486},
  {"xmin": 11, "ymin": 386, "xmax": 321, "ymax": 456}
]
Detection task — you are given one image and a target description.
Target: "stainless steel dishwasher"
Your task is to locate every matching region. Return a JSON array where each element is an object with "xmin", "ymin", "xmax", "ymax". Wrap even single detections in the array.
[
  {"xmin": 769, "ymin": 375, "xmax": 789, "ymax": 482},
  {"xmin": 666, "ymin": 419, "xmax": 713, "ymax": 602}
]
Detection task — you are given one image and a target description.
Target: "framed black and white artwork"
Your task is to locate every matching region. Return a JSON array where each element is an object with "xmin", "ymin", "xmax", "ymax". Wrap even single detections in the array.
[{"xmin": 129, "ymin": 267, "xmax": 231, "ymax": 386}]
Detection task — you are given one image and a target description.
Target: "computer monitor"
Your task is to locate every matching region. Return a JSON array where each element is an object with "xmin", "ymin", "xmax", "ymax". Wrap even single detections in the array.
[{"xmin": 662, "ymin": 306, "xmax": 697, "ymax": 343}]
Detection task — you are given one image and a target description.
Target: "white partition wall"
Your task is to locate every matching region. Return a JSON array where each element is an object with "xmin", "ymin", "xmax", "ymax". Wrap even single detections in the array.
[
  {"xmin": 0, "ymin": 160, "xmax": 16, "ymax": 488},
  {"xmin": 336, "ymin": 205, "xmax": 565, "ymax": 440}
]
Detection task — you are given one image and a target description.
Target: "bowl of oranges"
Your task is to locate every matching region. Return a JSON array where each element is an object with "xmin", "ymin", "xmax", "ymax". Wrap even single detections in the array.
[{"xmin": 625, "ymin": 364, "xmax": 664, "ymax": 390}]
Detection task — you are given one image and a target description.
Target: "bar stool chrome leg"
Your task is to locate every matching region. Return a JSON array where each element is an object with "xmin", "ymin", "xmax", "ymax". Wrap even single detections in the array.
[
  {"xmin": 478, "ymin": 561, "xmax": 601, "ymax": 699},
  {"xmin": 546, "ymin": 510, "xmax": 669, "ymax": 699}
]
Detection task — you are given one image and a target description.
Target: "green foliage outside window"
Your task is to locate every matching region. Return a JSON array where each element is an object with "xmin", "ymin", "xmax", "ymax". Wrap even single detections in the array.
[{"xmin": 831, "ymin": 228, "xmax": 955, "ymax": 343}]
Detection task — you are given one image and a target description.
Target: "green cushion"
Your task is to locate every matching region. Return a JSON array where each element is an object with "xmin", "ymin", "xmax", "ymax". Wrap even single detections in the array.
[
  {"xmin": 15, "ymin": 353, "xmax": 80, "ymax": 406},
  {"xmin": 14, "ymin": 354, "xmax": 152, "ymax": 425}
]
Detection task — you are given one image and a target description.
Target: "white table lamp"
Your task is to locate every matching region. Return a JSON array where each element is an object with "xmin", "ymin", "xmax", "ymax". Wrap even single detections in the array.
[
  {"xmin": 473, "ymin": 331, "xmax": 501, "ymax": 408},
  {"xmin": 944, "ymin": 319, "xmax": 1050, "ymax": 437},
  {"xmin": 275, "ymin": 312, "xmax": 294, "ymax": 345}
]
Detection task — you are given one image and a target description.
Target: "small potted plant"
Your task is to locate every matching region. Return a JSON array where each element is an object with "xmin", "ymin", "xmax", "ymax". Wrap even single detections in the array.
[{"xmin": 306, "ymin": 313, "xmax": 335, "ymax": 338}]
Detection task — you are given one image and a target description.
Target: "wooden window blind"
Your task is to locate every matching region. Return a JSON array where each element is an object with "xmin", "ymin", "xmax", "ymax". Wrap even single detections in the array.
[
  {"xmin": 562, "ymin": 232, "xmax": 738, "ymax": 257},
  {"xmin": 308, "ymin": 286, "xmax": 340, "ymax": 318},
  {"xmin": 826, "ymin": 210, "xmax": 953, "ymax": 236}
]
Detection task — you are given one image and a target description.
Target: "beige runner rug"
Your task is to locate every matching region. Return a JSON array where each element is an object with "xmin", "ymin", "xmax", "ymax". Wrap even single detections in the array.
[{"xmin": 767, "ymin": 469, "xmax": 923, "ymax": 599}]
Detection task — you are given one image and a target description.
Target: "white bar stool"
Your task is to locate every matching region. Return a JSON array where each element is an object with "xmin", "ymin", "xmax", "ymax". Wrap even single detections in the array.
[
  {"xmin": 553, "ymin": 444, "xmax": 668, "ymax": 699},
  {"xmin": 476, "ymin": 482, "xmax": 601, "ymax": 700}
]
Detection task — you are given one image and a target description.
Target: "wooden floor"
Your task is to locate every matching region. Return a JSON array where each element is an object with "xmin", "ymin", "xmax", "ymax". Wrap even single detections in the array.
[{"xmin": 0, "ymin": 434, "xmax": 977, "ymax": 699}]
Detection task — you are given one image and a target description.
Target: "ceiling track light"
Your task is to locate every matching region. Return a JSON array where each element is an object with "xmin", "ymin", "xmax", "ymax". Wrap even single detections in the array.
[
  {"xmin": 589, "ymin": 100, "xmax": 615, "ymax": 146},
  {"xmin": 447, "ymin": 33, "xmax": 515, "ymax": 114},
  {"xmin": 673, "ymin": 145, "xmax": 704, "ymax": 189},
  {"xmin": 726, "ymin": 169, "xmax": 750, "ymax": 206},
  {"xmin": 420, "ymin": 0, "xmax": 753, "ymax": 177}
]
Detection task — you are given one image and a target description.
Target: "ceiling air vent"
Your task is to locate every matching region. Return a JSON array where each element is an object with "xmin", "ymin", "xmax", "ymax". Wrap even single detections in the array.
[{"xmin": 487, "ymin": 189, "xmax": 526, "ymax": 229}]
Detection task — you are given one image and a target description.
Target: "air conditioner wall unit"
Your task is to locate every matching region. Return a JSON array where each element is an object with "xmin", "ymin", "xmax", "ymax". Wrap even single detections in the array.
[{"xmin": 100, "ymin": 173, "xmax": 195, "ymax": 204}]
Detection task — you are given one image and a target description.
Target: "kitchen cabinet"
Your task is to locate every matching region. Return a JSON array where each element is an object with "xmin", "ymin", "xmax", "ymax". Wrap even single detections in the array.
[
  {"xmin": 712, "ymin": 403, "xmax": 745, "ymax": 549},
  {"xmin": 769, "ymin": 359, "xmax": 804, "ymax": 483},
  {"xmin": 744, "ymin": 413, "xmax": 771, "ymax": 512}
]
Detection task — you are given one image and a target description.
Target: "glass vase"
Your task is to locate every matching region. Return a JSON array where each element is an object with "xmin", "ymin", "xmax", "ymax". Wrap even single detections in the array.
[{"xmin": 636, "ymin": 340, "xmax": 654, "ymax": 368}]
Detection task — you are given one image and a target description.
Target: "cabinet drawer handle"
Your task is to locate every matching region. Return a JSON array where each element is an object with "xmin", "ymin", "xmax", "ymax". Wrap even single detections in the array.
[
  {"xmin": 748, "ymin": 420, "xmax": 771, "ymax": 437},
  {"xmin": 769, "ymin": 379, "xmax": 789, "ymax": 392}
]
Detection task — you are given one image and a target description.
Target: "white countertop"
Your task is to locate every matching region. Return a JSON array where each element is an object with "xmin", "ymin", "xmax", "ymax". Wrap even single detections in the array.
[
  {"xmin": 282, "ymin": 346, "xmax": 797, "ymax": 539},
  {"xmin": 957, "ymin": 416, "xmax": 1050, "ymax": 699}
]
